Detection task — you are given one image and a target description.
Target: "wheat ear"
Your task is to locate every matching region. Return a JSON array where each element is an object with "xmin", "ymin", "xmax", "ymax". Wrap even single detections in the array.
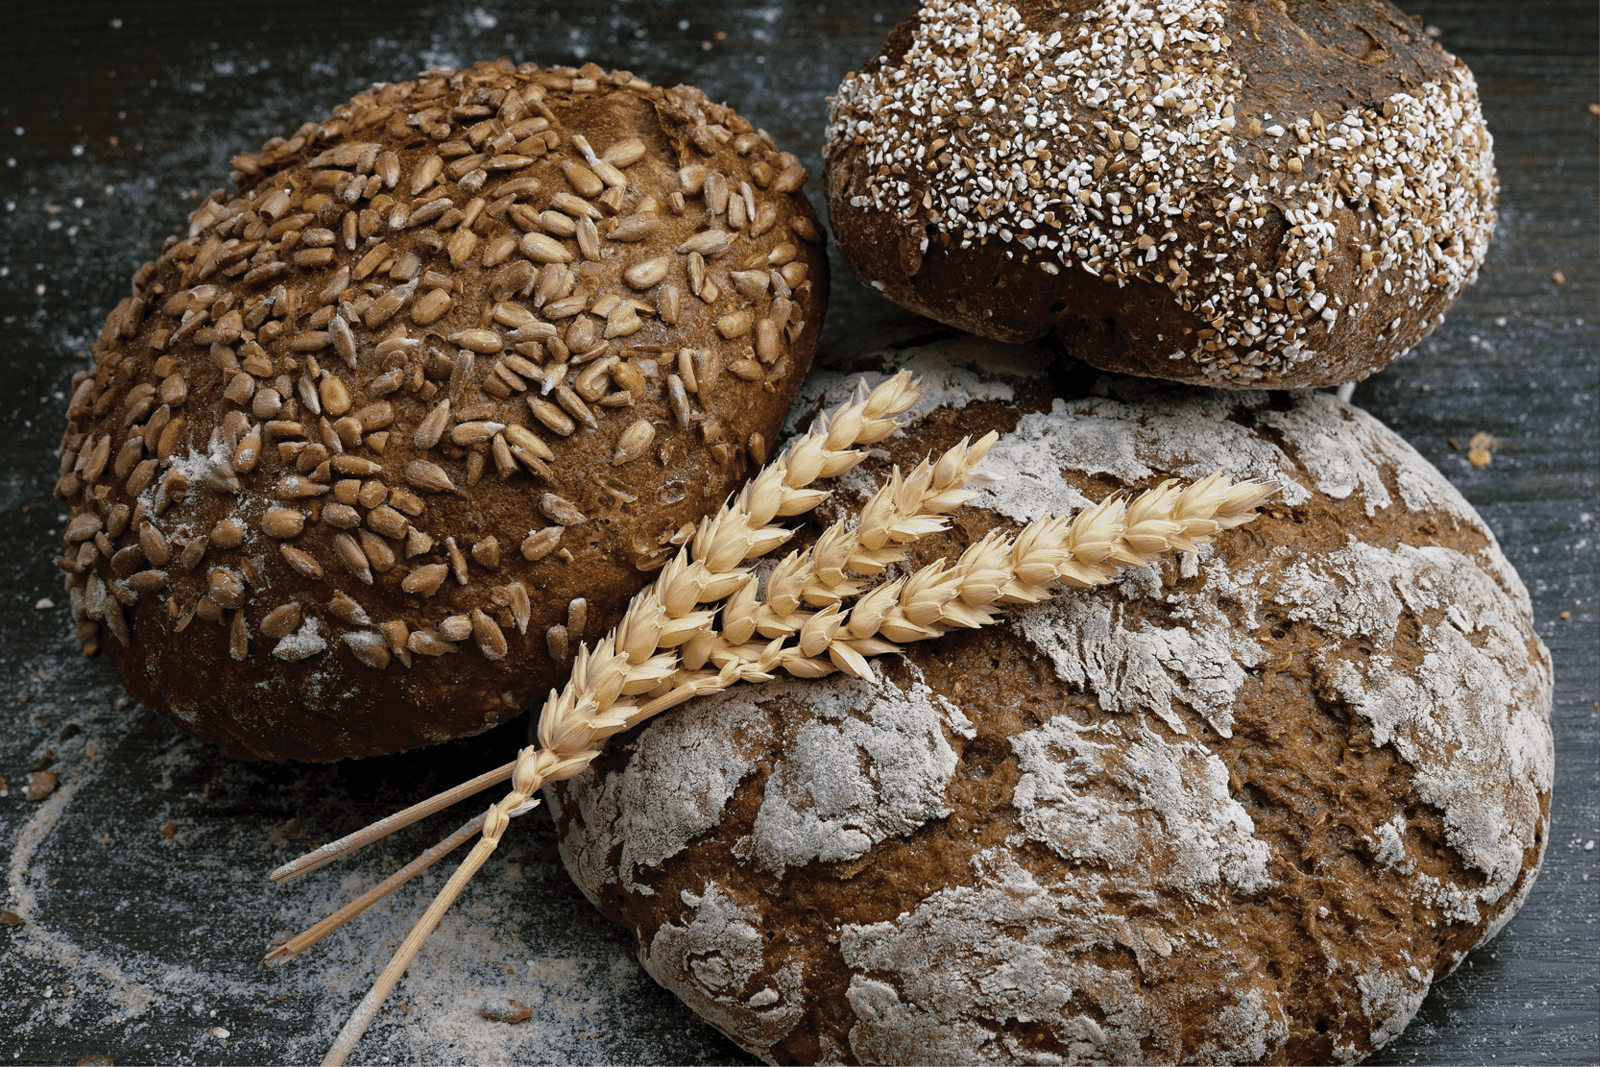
[
  {"xmin": 318, "ymin": 371, "xmax": 927, "ymax": 1066},
  {"xmin": 314, "ymin": 376, "xmax": 1275, "ymax": 1065}
]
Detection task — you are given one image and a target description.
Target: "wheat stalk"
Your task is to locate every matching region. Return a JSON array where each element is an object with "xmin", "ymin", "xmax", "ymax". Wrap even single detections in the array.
[{"xmin": 307, "ymin": 373, "xmax": 1275, "ymax": 1065}]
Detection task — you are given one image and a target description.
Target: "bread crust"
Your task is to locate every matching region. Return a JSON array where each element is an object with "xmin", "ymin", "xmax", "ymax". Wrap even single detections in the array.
[
  {"xmin": 550, "ymin": 343, "xmax": 1552, "ymax": 1064},
  {"xmin": 825, "ymin": 0, "xmax": 1497, "ymax": 388},
  {"xmin": 58, "ymin": 60, "xmax": 826, "ymax": 761}
]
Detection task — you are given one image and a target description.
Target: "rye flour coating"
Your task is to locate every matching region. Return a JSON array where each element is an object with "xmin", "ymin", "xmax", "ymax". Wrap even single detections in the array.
[{"xmin": 550, "ymin": 343, "xmax": 1552, "ymax": 1065}]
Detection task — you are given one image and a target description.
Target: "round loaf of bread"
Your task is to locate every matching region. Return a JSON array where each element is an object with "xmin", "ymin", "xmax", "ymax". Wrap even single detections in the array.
[
  {"xmin": 56, "ymin": 59, "xmax": 826, "ymax": 761},
  {"xmin": 548, "ymin": 344, "xmax": 1552, "ymax": 1064},
  {"xmin": 824, "ymin": 0, "xmax": 1497, "ymax": 389}
]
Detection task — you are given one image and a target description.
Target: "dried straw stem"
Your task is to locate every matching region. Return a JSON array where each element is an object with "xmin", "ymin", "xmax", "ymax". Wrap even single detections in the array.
[
  {"xmin": 270, "ymin": 759, "xmax": 516, "ymax": 884},
  {"xmin": 265, "ymin": 813, "xmax": 485, "ymax": 966}
]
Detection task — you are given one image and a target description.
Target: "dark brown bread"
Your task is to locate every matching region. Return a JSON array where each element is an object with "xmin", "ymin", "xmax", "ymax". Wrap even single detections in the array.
[
  {"xmin": 550, "ymin": 345, "xmax": 1551, "ymax": 1064},
  {"xmin": 56, "ymin": 60, "xmax": 826, "ymax": 761},
  {"xmin": 824, "ymin": 0, "xmax": 1496, "ymax": 388}
]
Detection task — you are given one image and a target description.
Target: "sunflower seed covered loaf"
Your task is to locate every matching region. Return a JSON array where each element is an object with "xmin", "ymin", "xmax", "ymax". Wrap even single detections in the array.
[
  {"xmin": 549, "ymin": 343, "xmax": 1552, "ymax": 1064},
  {"xmin": 56, "ymin": 59, "xmax": 826, "ymax": 761},
  {"xmin": 824, "ymin": 0, "xmax": 1496, "ymax": 388}
]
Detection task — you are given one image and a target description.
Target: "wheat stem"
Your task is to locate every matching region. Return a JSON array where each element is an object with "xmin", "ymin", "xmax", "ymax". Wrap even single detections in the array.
[
  {"xmin": 265, "ymin": 813, "xmax": 486, "ymax": 966},
  {"xmin": 269, "ymin": 759, "xmax": 516, "ymax": 884}
]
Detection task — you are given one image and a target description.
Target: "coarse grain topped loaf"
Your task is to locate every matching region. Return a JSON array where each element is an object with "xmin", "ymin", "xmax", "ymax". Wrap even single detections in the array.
[
  {"xmin": 824, "ymin": 0, "xmax": 1497, "ymax": 389},
  {"xmin": 55, "ymin": 59, "xmax": 827, "ymax": 761},
  {"xmin": 548, "ymin": 341, "xmax": 1552, "ymax": 1065}
]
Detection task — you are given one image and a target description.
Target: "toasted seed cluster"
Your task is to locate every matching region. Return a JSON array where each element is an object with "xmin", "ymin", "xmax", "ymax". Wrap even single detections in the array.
[
  {"xmin": 824, "ymin": 0, "xmax": 1497, "ymax": 388},
  {"xmin": 57, "ymin": 59, "xmax": 827, "ymax": 761}
]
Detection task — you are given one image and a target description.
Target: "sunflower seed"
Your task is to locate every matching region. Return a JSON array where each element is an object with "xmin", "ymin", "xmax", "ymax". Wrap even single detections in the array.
[
  {"xmin": 227, "ymin": 608, "xmax": 249, "ymax": 659},
  {"xmin": 332, "ymin": 532, "xmax": 373, "ymax": 584},
  {"xmin": 276, "ymin": 474, "xmax": 331, "ymax": 499},
  {"xmin": 545, "ymin": 623, "xmax": 569, "ymax": 664},
  {"xmin": 601, "ymin": 138, "xmax": 646, "ymax": 168},
  {"xmin": 575, "ymin": 216, "xmax": 600, "ymax": 261},
  {"xmin": 574, "ymin": 355, "xmax": 618, "ymax": 401},
  {"xmin": 156, "ymin": 416, "xmax": 187, "ymax": 461},
  {"xmin": 528, "ymin": 397, "xmax": 575, "ymax": 436},
  {"xmin": 755, "ymin": 318, "xmax": 781, "ymax": 363},
  {"xmin": 679, "ymin": 229, "xmax": 732, "ymax": 256},
  {"xmin": 404, "ymin": 460, "xmax": 454, "ymax": 493},
  {"xmin": 656, "ymin": 283, "xmax": 683, "ymax": 325},
  {"xmin": 561, "ymin": 161, "xmax": 604, "ymax": 198},
  {"xmin": 539, "ymin": 492, "xmax": 585, "ymax": 527},
  {"xmin": 445, "ymin": 536, "xmax": 469, "ymax": 585},
  {"xmin": 750, "ymin": 201, "xmax": 778, "ymax": 237},
  {"xmin": 497, "ymin": 423, "xmax": 552, "ymax": 463},
  {"xmin": 520, "ymin": 526, "xmax": 562, "ymax": 562},
  {"xmin": 342, "ymin": 631, "xmax": 391, "ymax": 669},
  {"xmin": 412, "ymin": 288, "xmax": 454, "ymax": 325},
  {"xmin": 404, "ymin": 528, "xmax": 433, "ymax": 559},
  {"xmin": 413, "ymin": 398, "xmax": 452, "ymax": 449},
  {"xmin": 612, "ymin": 419, "xmax": 655, "ymax": 465},
  {"xmin": 520, "ymin": 231, "xmax": 573, "ymax": 264},
  {"xmin": 354, "ymin": 401, "xmax": 395, "ymax": 431},
  {"xmin": 321, "ymin": 503, "xmax": 360, "ymax": 529},
  {"xmin": 353, "ymin": 242, "xmax": 391, "ymax": 281},
  {"xmin": 451, "ymin": 329, "xmax": 505, "ymax": 354},
  {"xmin": 128, "ymin": 570, "xmax": 168, "ymax": 593},
  {"xmin": 705, "ymin": 173, "xmax": 729, "ymax": 216},
  {"xmin": 450, "ymin": 420, "xmax": 505, "ymax": 446},
  {"xmin": 481, "ymin": 234, "xmax": 518, "ymax": 268},
  {"xmin": 261, "ymin": 508, "xmax": 305, "ymax": 538},
  {"xmin": 553, "ymin": 385, "xmax": 596, "ymax": 429},
  {"xmin": 208, "ymin": 569, "xmax": 246, "ymax": 610},
  {"xmin": 678, "ymin": 164, "xmax": 708, "ymax": 195},
  {"xmin": 731, "ymin": 270, "xmax": 769, "ymax": 301},
  {"xmin": 716, "ymin": 310, "xmax": 752, "ymax": 339},
  {"xmin": 608, "ymin": 213, "xmax": 660, "ymax": 242},
  {"xmin": 318, "ymin": 376, "xmax": 352, "ymax": 417},
  {"xmin": 359, "ymin": 529, "xmax": 396, "ymax": 573},
  {"xmin": 408, "ymin": 630, "xmax": 457, "ymax": 656},
  {"xmin": 280, "ymin": 544, "xmax": 322, "ymax": 579},
  {"xmin": 590, "ymin": 158, "xmax": 626, "ymax": 190}
]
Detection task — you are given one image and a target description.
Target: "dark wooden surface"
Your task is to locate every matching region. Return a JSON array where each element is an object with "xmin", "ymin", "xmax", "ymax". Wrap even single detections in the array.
[{"xmin": 0, "ymin": 2, "xmax": 1594, "ymax": 1063}]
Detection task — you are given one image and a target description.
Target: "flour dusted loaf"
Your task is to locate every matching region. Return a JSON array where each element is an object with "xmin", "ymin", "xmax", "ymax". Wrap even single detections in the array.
[
  {"xmin": 825, "ymin": 0, "xmax": 1497, "ymax": 389},
  {"xmin": 55, "ymin": 60, "xmax": 826, "ymax": 761},
  {"xmin": 549, "ymin": 342, "xmax": 1552, "ymax": 1064}
]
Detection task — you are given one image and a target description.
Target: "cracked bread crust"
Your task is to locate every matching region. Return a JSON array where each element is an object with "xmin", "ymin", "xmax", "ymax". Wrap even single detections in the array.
[{"xmin": 549, "ymin": 341, "xmax": 1550, "ymax": 1065}]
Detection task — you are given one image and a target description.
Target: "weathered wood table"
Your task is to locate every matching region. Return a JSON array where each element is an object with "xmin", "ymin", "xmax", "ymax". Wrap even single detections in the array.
[{"xmin": 1, "ymin": 1, "xmax": 1594, "ymax": 1063}]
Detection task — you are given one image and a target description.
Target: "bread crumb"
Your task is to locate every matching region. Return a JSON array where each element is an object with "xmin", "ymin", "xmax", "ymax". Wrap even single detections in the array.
[
  {"xmin": 25, "ymin": 770, "xmax": 59, "ymax": 801},
  {"xmin": 1552, "ymin": 270, "xmax": 1566, "ymax": 284},
  {"xmin": 1467, "ymin": 431, "xmax": 1500, "ymax": 467},
  {"xmin": 34, "ymin": 597, "xmax": 54, "ymax": 610}
]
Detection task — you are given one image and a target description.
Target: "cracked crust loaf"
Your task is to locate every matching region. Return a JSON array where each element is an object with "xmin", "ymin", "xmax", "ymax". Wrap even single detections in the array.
[
  {"xmin": 824, "ymin": 0, "xmax": 1496, "ymax": 389},
  {"xmin": 548, "ymin": 341, "xmax": 1552, "ymax": 1064},
  {"xmin": 55, "ymin": 59, "xmax": 826, "ymax": 761}
]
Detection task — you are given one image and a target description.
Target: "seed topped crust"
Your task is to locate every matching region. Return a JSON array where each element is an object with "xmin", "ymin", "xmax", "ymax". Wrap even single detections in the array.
[
  {"xmin": 824, "ymin": 0, "xmax": 1497, "ymax": 388},
  {"xmin": 58, "ymin": 58, "xmax": 827, "ymax": 761}
]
